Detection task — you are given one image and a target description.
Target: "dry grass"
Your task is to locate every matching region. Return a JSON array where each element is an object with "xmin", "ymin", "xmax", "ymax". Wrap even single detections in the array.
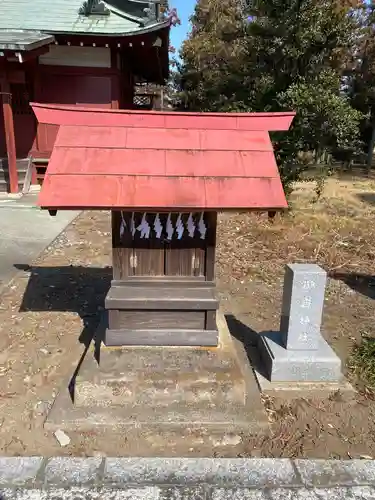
[
  {"xmin": 217, "ymin": 178, "xmax": 375, "ymax": 287},
  {"xmin": 348, "ymin": 337, "xmax": 375, "ymax": 393}
]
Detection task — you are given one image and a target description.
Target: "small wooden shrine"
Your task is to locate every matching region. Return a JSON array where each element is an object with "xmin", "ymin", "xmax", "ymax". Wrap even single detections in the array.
[{"xmin": 31, "ymin": 103, "xmax": 294, "ymax": 347}]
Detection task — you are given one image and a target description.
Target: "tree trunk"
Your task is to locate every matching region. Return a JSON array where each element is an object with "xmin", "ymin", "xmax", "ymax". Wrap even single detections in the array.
[{"xmin": 367, "ymin": 122, "xmax": 375, "ymax": 173}]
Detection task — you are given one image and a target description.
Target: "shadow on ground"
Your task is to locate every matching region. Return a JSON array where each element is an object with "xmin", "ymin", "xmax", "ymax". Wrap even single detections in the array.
[
  {"xmin": 226, "ymin": 314, "xmax": 270, "ymax": 380},
  {"xmin": 301, "ymin": 164, "xmax": 375, "ymax": 182},
  {"xmin": 329, "ymin": 270, "xmax": 375, "ymax": 300},
  {"xmin": 15, "ymin": 264, "xmax": 112, "ymax": 401},
  {"xmin": 15, "ymin": 264, "xmax": 112, "ymax": 347},
  {"xmin": 356, "ymin": 192, "xmax": 375, "ymax": 206},
  {"xmin": 15, "ymin": 267, "xmax": 272, "ymax": 397},
  {"xmin": 334, "ymin": 169, "xmax": 375, "ymax": 182}
]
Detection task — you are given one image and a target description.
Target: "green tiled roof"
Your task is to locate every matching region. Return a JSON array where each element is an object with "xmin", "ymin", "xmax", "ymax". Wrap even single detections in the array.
[
  {"xmin": 0, "ymin": 0, "xmax": 169, "ymax": 36},
  {"xmin": 0, "ymin": 30, "xmax": 54, "ymax": 51}
]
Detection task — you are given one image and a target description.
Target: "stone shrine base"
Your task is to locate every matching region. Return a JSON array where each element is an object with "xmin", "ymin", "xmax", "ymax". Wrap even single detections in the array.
[{"xmin": 45, "ymin": 313, "xmax": 269, "ymax": 456}]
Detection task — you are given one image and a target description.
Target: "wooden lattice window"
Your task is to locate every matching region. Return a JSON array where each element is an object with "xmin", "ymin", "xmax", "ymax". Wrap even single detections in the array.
[
  {"xmin": 133, "ymin": 93, "xmax": 154, "ymax": 110},
  {"xmin": 10, "ymin": 83, "xmax": 33, "ymax": 116}
]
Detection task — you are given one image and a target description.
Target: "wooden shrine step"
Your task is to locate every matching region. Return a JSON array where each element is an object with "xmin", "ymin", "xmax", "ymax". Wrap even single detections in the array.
[
  {"xmin": 104, "ymin": 328, "xmax": 219, "ymax": 347},
  {"xmin": 108, "ymin": 309, "xmax": 210, "ymax": 330},
  {"xmin": 111, "ymin": 278, "xmax": 215, "ymax": 288},
  {"xmin": 105, "ymin": 285, "xmax": 219, "ymax": 311},
  {"xmin": 104, "ymin": 284, "xmax": 218, "ymax": 345},
  {"xmin": 0, "ymin": 158, "xmax": 30, "ymax": 192}
]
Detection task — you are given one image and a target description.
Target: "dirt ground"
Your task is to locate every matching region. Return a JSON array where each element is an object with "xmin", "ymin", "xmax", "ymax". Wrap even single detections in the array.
[{"xmin": 1, "ymin": 176, "xmax": 375, "ymax": 458}]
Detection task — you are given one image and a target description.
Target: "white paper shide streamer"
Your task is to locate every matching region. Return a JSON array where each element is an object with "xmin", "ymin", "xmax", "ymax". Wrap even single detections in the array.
[
  {"xmin": 176, "ymin": 213, "xmax": 184, "ymax": 240},
  {"xmin": 198, "ymin": 212, "xmax": 207, "ymax": 240},
  {"xmin": 153, "ymin": 213, "xmax": 163, "ymax": 239},
  {"xmin": 137, "ymin": 213, "xmax": 151, "ymax": 239},
  {"xmin": 166, "ymin": 213, "xmax": 174, "ymax": 240},
  {"xmin": 119, "ymin": 212, "xmax": 126, "ymax": 239},
  {"xmin": 187, "ymin": 213, "xmax": 196, "ymax": 238},
  {"xmin": 130, "ymin": 212, "xmax": 136, "ymax": 238},
  {"xmin": 119, "ymin": 212, "xmax": 208, "ymax": 241}
]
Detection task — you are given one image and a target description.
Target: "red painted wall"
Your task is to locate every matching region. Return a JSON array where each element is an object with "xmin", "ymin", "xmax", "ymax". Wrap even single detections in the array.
[
  {"xmin": 0, "ymin": 68, "xmax": 36, "ymax": 158},
  {"xmin": 1, "ymin": 46, "xmax": 135, "ymax": 162},
  {"xmin": 11, "ymin": 81, "xmax": 37, "ymax": 157},
  {"xmin": 35, "ymin": 68, "xmax": 118, "ymax": 155}
]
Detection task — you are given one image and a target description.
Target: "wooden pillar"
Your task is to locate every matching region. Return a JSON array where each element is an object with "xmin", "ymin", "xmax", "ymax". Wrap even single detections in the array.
[
  {"xmin": 30, "ymin": 63, "xmax": 40, "ymax": 186},
  {"xmin": 110, "ymin": 49, "xmax": 120, "ymax": 110},
  {"xmin": 29, "ymin": 158, "xmax": 37, "ymax": 187},
  {"xmin": 0, "ymin": 79, "xmax": 18, "ymax": 193},
  {"xmin": 118, "ymin": 50, "xmax": 135, "ymax": 109}
]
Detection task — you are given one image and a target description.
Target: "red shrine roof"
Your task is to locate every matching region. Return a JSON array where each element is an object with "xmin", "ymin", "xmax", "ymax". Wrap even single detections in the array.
[{"xmin": 31, "ymin": 103, "xmax": 295, "ymax": 211}]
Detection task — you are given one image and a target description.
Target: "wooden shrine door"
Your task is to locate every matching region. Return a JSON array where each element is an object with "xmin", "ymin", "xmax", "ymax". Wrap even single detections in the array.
[{"xmin": 112, "ymin": 211, "xmax": 216, "ymax": 281}]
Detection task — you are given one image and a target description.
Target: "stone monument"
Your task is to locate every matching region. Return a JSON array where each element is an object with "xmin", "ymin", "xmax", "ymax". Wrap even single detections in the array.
[{"xmin": 257, "ymin": 264, "xmax": 344, "ymax": 384}]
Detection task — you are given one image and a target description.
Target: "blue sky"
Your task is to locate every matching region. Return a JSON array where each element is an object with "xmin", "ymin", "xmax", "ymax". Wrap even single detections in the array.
[
  {"xmin": 169, "ymin": 0, "xmax": 373, "ymax": 51},
  {"xmin": 169, "ymin": 0, "xmax": 196, "ymax": 52},
  {"xmin": 168, "ymin": 0, "xmax": 374, "ymax": 51}
]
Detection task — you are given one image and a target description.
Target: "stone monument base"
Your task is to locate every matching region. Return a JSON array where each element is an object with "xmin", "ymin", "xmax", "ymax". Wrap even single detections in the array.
[
  {"xmin": 259, "ymin": 331, "xmax": 342, "ymax": 382},
  {"xmin": 44, "ymin": 313, "xmax": 269, "ymax": 456},
  {"xmin": 255, "ymin": 331, "xmax": 354, "ymax": 398}
]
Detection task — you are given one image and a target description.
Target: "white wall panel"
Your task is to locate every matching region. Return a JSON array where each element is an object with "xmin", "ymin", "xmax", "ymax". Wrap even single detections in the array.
[{"xmin": 39, "ymin": 45, "xmax": 111, "ymax": 68}]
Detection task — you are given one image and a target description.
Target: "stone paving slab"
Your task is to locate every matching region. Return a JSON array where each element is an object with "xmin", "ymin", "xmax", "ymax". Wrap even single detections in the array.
[
  {"xmin": 2, "ymin": 487, "xmax": 375, "ymax": 500},
  {"xmin": 1, "ymin": 458, "xmax": 375, "ymax": 499},
  {"xmin": 0, "ymin": 195, "xmax": 79, "ymax": 294}
]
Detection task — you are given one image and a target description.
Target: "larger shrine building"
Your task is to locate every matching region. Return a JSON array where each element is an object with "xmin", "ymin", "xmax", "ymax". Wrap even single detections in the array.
[{"xmin": 0, "ymin": 0, "xmax": 170, "ymax": 192}]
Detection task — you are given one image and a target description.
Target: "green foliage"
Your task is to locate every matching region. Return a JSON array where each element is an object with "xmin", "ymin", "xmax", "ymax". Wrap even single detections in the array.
[
  {"xmin": 278, "ymin": 70, "xmax": 363, "ymax": 153},
  {"xmin": 177, "ymin": 3, "xmax": 253, "ymax": 112},
  {"xmin": 347, "ymin": 4, "xmax": 375, "ymax": 165},
  {"xmin": 177, "ymin": 0, "xmax": 248, "ymax": 111},
  {"xmin": 177, "ymin": 0, "xmax": 367, "ymax": 192},
  {"xmin": 349, "ymin": 335, "xmax": 375, "ymax": 390},
  {"xmin": 313, "ymin": 174, "xmax": 327, "ymax": 202}
]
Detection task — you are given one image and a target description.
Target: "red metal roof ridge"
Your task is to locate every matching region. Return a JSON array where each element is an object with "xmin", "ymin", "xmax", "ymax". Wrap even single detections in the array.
[
  {"xmin": 45, "ymin": 173, "xmax": 282, "ymax": 178},
  {"xmin": 53, "ymin": 145, "xmax": 273, "ymax": 150},
  {"xmin": 31, "ymin": 102, "xmax": 295, "ymax": 119},
  {"xmin": 31, "ymin": 103, "xmax": 295, "ymax": 132}
]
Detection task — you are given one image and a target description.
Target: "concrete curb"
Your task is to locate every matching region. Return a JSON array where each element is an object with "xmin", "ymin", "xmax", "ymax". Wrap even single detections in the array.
[{"xmin": 0, "ymin": 458, "xmax": 375, "ymax": 498}]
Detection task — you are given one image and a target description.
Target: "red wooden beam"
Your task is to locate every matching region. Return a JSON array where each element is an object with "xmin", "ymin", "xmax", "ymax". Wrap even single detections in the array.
[{"xmin": 1, "ymin": 79, "xmax": 18, "ymax": 193}]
